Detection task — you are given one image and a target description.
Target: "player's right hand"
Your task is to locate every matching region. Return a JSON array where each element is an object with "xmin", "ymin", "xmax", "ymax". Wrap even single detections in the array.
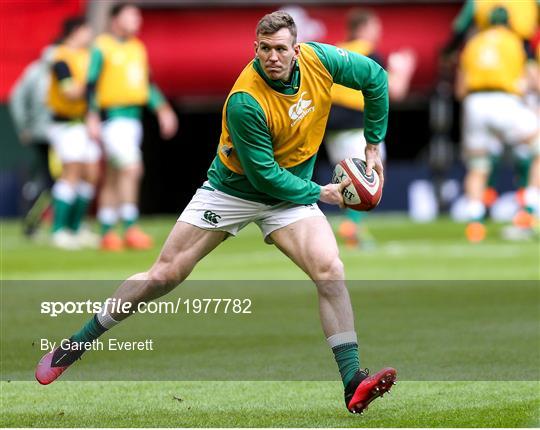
[
  {"xmin": 319, "ymin": 178, "xmax": 351, "ymax": 208},
  {"xmin": 157, "ymin": 105, "xmax": 178, "ymax": 140},
  {"xmin": 85, "ymin": 112, "xmax": 101, "ymax": 141}
]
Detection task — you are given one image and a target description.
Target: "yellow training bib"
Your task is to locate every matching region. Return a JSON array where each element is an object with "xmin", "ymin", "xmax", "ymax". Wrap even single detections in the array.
[
  {"xmin": 461, "ymin": 26, "xmax": 526, "ymax": 95},
  {"xmin": 474, "ymin": 0, "xmax": 538, "ymax": 40},
  {"xmin": 218, "ymin": 43, "xmax": 333, "ymax": 174},
  {"xmin": 94, "ymin": 34, "xmax": 149, "ymax": 108},
  {"xmin": 48, "ymin": 45, "xmax": 89, "ymax": 118},
  {"xmin": 331, "ymin": 40, "xmax": 374, "ymax": 111}
]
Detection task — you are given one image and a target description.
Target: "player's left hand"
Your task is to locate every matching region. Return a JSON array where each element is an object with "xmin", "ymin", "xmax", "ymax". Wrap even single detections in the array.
[
  {"xmin": 320, "ymin": 178, "xmax": 352, "ymax": 208},
  {"xmin": 365, "ymin": 143, "xmax": 384, "ymax": 185},
  {"xmin": 157, "ymin": 105, "xmax": 178, "ymax": 140}
]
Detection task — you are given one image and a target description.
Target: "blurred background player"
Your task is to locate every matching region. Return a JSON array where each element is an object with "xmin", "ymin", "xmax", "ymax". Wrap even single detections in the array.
[
  {"xmin": 456, "ymin": 7, "xmax": 539, "ymax": 243},
  {"xmin": 325, "ymin": 8, "xmax": 416, "ymax": 248},
  {"xmin": 442, "ymin": 0, "xmax": 537, "ymax": 58},
  {"xmin": 85, "ymin": 3, "xmax": 178, "ymax": 251},
  {"xmin": 47, "ymin": 17, "xmax": 100, "ymax": 250},
  {"xmin": 9, "ymin": 46, "xmax": 55, "ymax": 237},
  {"xmin": 442, "ymin": 0, "xmax": 538, "ymax": 215}
]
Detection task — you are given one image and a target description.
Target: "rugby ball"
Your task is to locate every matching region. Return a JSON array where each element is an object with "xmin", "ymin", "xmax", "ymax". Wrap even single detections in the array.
[{"xmin": 332, "ymin": 158, "xmax": 383, "ymax": 211}]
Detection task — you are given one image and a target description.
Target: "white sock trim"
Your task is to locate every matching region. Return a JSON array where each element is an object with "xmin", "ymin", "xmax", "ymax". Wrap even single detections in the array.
[
  {"xmin": 465, "ymin": 199, "xmax": 486, "ymax": 220},
  {"xmin": 77, "ymin": 181, "xmax": 95, "ymax": 200},
  {"xmin": 327, "ymin": 331, "xmax": 358, "ymax": 349},
  {"xmin": 96, "ymin": 311, "xmax": 119, "ymax": 330},
  {"xmin": 98, "ymin": 207, "xmax": 118, "ymax": 225},
  {"xmin": 120, "ymin": 203, "xmax": 139, "ymax": 221},
  {"xmin": 52, "ymin": 180, "xmax": 76, "ymax": 203}
]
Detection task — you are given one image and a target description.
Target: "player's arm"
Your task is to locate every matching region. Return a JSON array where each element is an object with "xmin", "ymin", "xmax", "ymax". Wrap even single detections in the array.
[
  {"xmin": 308, "ymin": 42, "xmax": 388, "ymax": 178},
  {"xmin": 307, "ymin": 42, "xmax": 388, "ymax": 145},
  {"xmin": 9, "ymin": 63, "xmax": 37, "ymax": 141},
  {"xmin": 148, "ymin": 81, "xmax": 178, "ymax": 140},
  {"xmin": 53, "ymin": 61, "xmax": 85, "ymax": 101},
  {"xmin": 226, "ymin": 93, "xmax": 322, "ymax": 205},
  {"xmin": 85, "ymin": 46, "xmax": 104, "ymax": 140},
  {"xmin": 440, "ymin": 0, "xmax": 475, "ymax": 57}
]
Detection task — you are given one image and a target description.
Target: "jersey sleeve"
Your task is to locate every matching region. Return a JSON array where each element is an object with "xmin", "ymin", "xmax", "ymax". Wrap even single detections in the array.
[
  {"xmin": 86, "ymin": 46, "xmax": 104, "ymax": 112},
  {"xmin": 452, "ymin": 0, "xmax": 474, "ymax": 34},
  {"xmin": 306, "ymin": 42, "xmax": 388, "ymax": 144},
  {"xmin": 148, "ymin": 82, "xmax": 166, "ymax": 111},
  {"xmin": 226, "ymin": 92, "xmax": 321, "ymax": 204}
]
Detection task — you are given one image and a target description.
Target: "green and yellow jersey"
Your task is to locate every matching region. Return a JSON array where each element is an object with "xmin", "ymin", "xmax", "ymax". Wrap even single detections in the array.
[
  {"xmin": 460, "ymin": 25, "xmax": 527, "ymax": 95},
  {"xmin": 453, "ymin": 0, "xmax": 538, "ymax": 41},
  {"xmin": 48, "ymin": 44, "xmax": 89, "ymax": 119},
  {"xmin": 86, "ymin": 33, "xmax": 165, "ymax": 119},
  {"xmin": 207, "ymin": 42, "xmax": 388, "ymax": 205}
]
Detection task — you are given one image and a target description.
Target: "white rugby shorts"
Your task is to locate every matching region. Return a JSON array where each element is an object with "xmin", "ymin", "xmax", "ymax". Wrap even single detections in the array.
[
  {"xmin": 462, "ymin": 92, "xmax": 539, "ymax": 156},
  {"xmin": 48, "ymin": 122, "xmax": 101, "ymax": 163},
  {"xmin": 325, "ymin": 128, "xmax": 386, "ymax": 166},
  {"xmin": 178, "ymin": 182, "xmax": 325, "ymax": 243},
  {"xmin": 102, "ymin": 117, "xmax": 143, "ymax": 168}
]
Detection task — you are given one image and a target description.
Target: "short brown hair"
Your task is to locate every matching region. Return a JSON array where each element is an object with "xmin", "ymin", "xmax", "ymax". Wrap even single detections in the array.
[
  {"xmin": 346, "ymin": 8, "xmax": 376, "ymax": 39},
  {"xmin": 256, "ymin": 11, "xmax": 297, "ymax": 43}
]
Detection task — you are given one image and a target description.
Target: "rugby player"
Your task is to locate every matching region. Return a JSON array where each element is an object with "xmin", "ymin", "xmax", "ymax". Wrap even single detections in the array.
[
  {"xmin": 47, "ymin": 17, "xmax": 100, "ymax": 249},
  {"xmin": 85, "ymin": 3, "xmax": 178, "ymax": 251},
  {"xmin": 455, "ymin": 7, "xmax": 539, "ymax": 242},
  {"xmin": 36, "ymin": 11, "xmax": 395, "ymax": 414}
]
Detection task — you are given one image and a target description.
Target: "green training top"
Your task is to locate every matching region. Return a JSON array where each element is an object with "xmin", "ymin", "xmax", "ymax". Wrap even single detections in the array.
[{"xmin": 207, "ymin": 41, "xmax": 389, "ymax": 205}]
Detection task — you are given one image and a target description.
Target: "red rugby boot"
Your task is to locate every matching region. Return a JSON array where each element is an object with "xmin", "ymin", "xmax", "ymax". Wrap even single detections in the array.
[
  {"xmin": 35, "ymin": 340, "xmax": 84, "ymax": 385},
  {"xmin": 344, "ymin": 367, "xmax": 397, "ymax": 414}
]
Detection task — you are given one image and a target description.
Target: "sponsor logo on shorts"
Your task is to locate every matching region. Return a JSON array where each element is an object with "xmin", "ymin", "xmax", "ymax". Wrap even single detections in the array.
[
  {"xmin": 288, "ymin": 92, "xmax": 315, "ymax": 127},
  {"xmin": 202, "ymin": 210, "xmax": 221, "ymax": 225}
]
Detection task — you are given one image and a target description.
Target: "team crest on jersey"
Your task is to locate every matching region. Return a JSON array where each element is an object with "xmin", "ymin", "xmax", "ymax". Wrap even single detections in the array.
[{"xmin": 288, "ymin": 92, "xmax": 315, "ymax": 127}]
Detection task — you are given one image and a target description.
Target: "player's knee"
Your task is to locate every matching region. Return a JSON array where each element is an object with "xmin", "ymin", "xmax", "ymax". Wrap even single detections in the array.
[
  {"xmin": 312, "ymin": 256, "xmax": 345, "ymax": 282},
  {"xmin": 123, "ymin": 163, "xmax": 143, "ymax": 180}
]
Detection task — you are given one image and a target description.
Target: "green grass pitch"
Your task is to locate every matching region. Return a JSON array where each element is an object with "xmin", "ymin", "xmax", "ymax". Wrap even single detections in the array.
[{"xmin": 1, "ymin": 215, "xmax": 539, "ymax": 427}]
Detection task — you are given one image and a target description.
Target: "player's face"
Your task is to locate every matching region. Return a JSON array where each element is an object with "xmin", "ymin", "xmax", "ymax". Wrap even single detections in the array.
[
  {"xmin": 255, "ymin": 28, "xmax": 300, "ymax": 81},
  {"xmin": 72, "ymin": 24, "xmax": 93, "ymax": 48},
  {"xmin": 117, "ymin": 6, "xmax": 142, "ymax": 36},
  {"xmin": 366, "ymin": 17, "xmax": 382, "ymax": 44}
]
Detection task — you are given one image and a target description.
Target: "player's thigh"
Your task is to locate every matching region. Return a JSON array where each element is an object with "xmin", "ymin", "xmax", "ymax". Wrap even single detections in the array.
[
  {"xmin": 462, "ymin": 95, "xmax": 496, "ymax": 157},
  {"xmin": 269, "ymin": 216, "xmax": 341, "ymax": 279},
  {"xmin": 151, "ymin": 221, "xmax": 227, "ymax": 280}
]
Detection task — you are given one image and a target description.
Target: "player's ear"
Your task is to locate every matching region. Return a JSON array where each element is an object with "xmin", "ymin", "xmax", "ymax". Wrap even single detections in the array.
[
  {"xmin": 293, "ymin": 43, "xmax": 300, "ymax": 59},
  {"xmin": 254, "ymin": 41, "xmax": 259, "ymax": 56}
]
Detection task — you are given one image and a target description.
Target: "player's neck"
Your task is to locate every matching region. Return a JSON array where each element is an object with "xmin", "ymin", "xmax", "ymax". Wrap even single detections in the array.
[{"xmin": 110, "ymin": 26, "xmax": 131, "ymax": 41}]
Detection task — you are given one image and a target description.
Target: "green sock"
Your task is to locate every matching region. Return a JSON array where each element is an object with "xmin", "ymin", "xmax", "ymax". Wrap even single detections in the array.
[
  {"xmin": 52, "ymin": 197, "xmax": 74, "ymax": 233},
  {"xmin": 67, "ymin": 196, "xmax": 92, "ymax": 232},
  {"xmin": 122, "ymin": 217, "xmax": 136, "ymax": 231},
  {"xmin": 516, "ymin": 160, "xmax": 531, "ymax": 189},
  {"xmin": 332, "ymin": 343, "xmax": 360, "ymax": 387},
  {"xmin": 345, "ymin": 208, "xmax": 365, "ymax": 224},
  {"xmin": 101, "ymin": 223, "xmax": 115, "ymax": 235},
  {"xmin": 71, "ymin": 315, "xmax": 107, "ymax": 344}
]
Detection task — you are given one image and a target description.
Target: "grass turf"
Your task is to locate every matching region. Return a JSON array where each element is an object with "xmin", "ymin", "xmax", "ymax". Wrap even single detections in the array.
[{"xmin": 1, "ymin": 215, "xmax": 539, "ymax": 427}]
